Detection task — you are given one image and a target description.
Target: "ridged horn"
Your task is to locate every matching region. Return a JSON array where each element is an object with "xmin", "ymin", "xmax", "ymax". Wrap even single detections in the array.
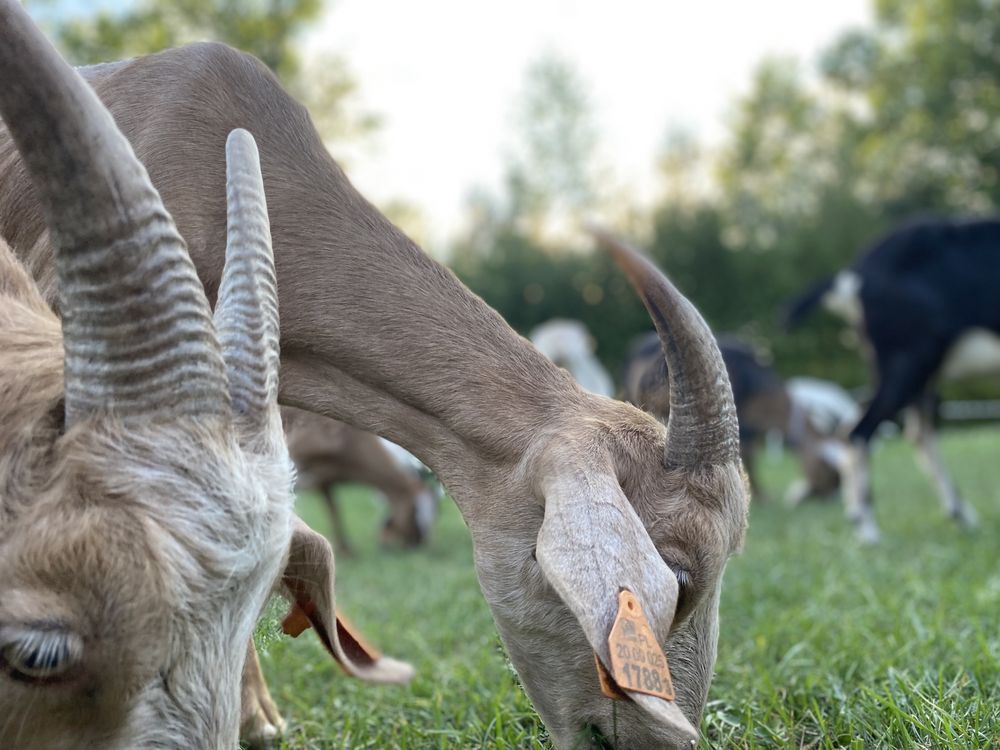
[
  {"xmin": 213, "ymin": 129, "xmax": 280, "ymax": 436},
  {"xmin": 0, "ymin": 1, "xmax": 228, "ymax": 425},
  {"xmin": 591, "ymin": 227, "xmax": 738, "ymax": 467}
]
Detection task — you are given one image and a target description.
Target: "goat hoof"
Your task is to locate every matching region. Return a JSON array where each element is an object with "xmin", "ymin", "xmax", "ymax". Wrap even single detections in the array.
[
  {"xmin": 241, "ymin": 712, "xmax": 286, "ymax": 749},
  {"xmin": 240, "ymin": 690, "xmax": 286, "ymax": 748},
  {"xmin": 951, "ymin": 504, "xmax": 978, "ymax": 529},
  {"xmin": 855, "ymin": 521, "xmax": 881, "ymax": 545}
]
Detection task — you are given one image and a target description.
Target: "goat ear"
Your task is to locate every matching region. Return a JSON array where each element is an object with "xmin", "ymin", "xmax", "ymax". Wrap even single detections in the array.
[
  {"xmin": 536, "ymin": 466, "xmax": 698, "ymax": 742},
  {"xmin": 214, "ymin": 129, "xmax": 281, "ymax": 447},
  {"xmin": 279, "ymin": 517, "xmax": 414, "ymax": 683}
]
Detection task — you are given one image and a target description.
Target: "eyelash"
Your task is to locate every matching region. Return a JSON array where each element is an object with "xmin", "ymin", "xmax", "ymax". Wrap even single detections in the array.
[
  {"xmin": 663, "ymin": 562, "xmax": 691, "ymax": 609},
  {"xmin": 0, "ymin": 627, "xmax": 81, "ymax": 686}
]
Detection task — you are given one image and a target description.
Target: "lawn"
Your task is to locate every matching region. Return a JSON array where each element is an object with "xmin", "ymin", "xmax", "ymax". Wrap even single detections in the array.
[{"xmin": 256, "ymin": 427, "xmax": 1000, "ymax": 749}]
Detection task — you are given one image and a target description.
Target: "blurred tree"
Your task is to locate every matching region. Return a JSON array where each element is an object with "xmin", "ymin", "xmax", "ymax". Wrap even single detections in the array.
[
  {"xmin": 459, "ymin": 0, "xmax": 1000, "ymax": 399},
  {"xmin": 504, "ymin": 53, "xmax": 602, "ymax": 239},
  {"xmin": 449, "ymin": 54, "xmax": 650, "ymax": 368},
  {"xmin": 822, "ymin": 0, "xmax": 1000, "ymax": 216},
  {"xmin": 45, "ymin": 0, "xmax": 377, "ymax": 144}
]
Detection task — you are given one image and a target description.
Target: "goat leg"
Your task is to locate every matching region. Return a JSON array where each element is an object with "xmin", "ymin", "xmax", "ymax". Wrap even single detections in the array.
[{"xmin": 240, "ymin": 639, "xmax": 286, "ymax": 748}]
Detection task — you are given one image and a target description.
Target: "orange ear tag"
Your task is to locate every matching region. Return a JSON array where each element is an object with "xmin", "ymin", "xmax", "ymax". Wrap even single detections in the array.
[
  {"xmin": 595, "ymin": 653, "xmax": 626, "ymax": 700},
  {"xmin": 601, "ymin": 589, "xmax": 675, "ymax": 701},
  {"xmin": 281, "ymin": 599, "xmax": 316, "ymax": 638}
]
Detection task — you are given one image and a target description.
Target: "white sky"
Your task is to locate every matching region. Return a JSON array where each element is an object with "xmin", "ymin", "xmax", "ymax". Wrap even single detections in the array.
[{"xmin": 310, "ymin": 0, "xmax": 872, "ymax": 247}]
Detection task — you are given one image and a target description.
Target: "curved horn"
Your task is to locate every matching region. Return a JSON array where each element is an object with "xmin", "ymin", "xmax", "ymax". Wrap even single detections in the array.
[
  {"xmin": 591, "ymin": 227, "xmax": 738, "ymax": 467},
  {"xmin": 213, "ymin": 129, "xmax": 280, "ymax": 439},
  {"xmin": 0, "ymin": 1, "xmax": 228, "ymax": 424}
]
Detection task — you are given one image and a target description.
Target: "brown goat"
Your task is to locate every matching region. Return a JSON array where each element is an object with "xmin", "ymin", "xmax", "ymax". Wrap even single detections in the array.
[
  {"xmin": 0, "ymin": 27, "xmax": 748, "ymax": 749},
  {"xmin": 283, "ymin": 406, "xmax": 436, "ymax": 554}
]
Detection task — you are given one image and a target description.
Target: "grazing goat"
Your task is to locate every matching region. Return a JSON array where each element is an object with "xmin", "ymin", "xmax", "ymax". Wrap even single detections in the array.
[
  {"xmin": 786, "ymin": 377, "xmax": 860, "ymax": 436},
  {"xmin": 0, "ymin": 29, "xmax": 748, "ymax": 750},
  {"xmin": 625, "ymin": 334, "xmax": 854, "ymax": 507},
  {"xmin": 283, "ymin": 406, "xmax": 436, "ymax": 555},
  {"xmin": 530, "ymin": 318, "xmax": 615, "ymax": 396},
  {"xmin": 782, "ymin": 378, "xmax": 859, "ymax": 507},
  {"xmin": 624, "ymin": 334, "xmax": 787, "ymax": 500},
  {"xmin": 787, "ymin": 217, "xmax": 999, "ymax": 541},
  {"xmin": 0, "ymin": 6, "xmax": 410, "ymax": 748}
]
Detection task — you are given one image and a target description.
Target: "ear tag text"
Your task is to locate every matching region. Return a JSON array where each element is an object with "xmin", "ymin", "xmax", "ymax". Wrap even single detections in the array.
[{"xmin": 602, "ymin": 589, "xmax": 675, "ymax": 701}]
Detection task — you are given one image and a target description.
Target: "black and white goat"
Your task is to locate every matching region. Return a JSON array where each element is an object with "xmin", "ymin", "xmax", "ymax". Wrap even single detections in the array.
[{"xmin": 787, "ymin": 217, "xmax": 1000, "ymax": 541}]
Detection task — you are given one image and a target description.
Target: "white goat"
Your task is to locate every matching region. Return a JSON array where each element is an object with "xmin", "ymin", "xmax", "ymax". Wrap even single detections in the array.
[{"xmin": 531, "ymin": 318, "xmax": 615, "ymax": 396}]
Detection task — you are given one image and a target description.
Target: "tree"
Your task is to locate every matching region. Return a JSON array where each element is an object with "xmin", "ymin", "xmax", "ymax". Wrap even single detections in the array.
[
  {"xmin": 504, "ymin": 53, "xmax": 601, "ymax": 239},
  {"xmin": 822, "ymin": 0, "xmax": 1000, "ymax": 216},
  {"xmin": 44, "ymin": 0, "xmax": 376, "ymax": 144}
]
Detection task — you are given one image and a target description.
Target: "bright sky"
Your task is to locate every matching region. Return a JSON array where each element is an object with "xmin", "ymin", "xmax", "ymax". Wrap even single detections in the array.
[
  {"xmin": 35, "ymin": 0, "xmax": 873, "ymax": 246},
  {"xmin": 311, "ymin": 0, "xmax": 872, "ymax": 246}
]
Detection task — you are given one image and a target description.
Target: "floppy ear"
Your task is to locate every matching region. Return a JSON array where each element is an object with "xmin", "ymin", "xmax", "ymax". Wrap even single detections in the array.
[
  {"xmin": 535, "ymin": 465, "xmax": 698, "ymax": 742},
  {"xmin": 279, "ymin": 517, "xmax": 414, "ymax": 683}
]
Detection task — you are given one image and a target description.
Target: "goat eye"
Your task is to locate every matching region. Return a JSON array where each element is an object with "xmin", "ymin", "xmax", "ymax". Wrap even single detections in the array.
[
  {"xmin": 663, "ymin": 562, "xmax": 692, "ymax": 605},
  {"xmin": 0, "ymin": 626, "xmax": 82, "ymax": 684},
  {"xmin": 672, "ymin": 567, "xmax": 692, "ymax": 591}
]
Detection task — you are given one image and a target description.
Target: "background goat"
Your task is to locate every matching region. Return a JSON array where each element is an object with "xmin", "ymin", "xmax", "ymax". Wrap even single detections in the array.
[
  {"xmin": 530, "ymin": 318, "xmax": 615, "ymax": 396},
  {"xmin": 0, "ymin": 36, "xmax": 748, "ymax": 749},
  {"xmin": 283, "ymin": 406, "xmax": 437, "ymax": 555},
  {"xmin": 786, "ymin": 217, "xmax": 999, "ymax": 541},
  {"xmin": 624, "ymin": 333, "xmax": 854, "ymax": 508}
]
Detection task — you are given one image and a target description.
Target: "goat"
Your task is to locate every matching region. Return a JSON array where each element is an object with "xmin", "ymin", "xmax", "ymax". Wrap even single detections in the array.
[
  {"xmin": 0, "ymin": 6, "xmax": 410, "ymax": 747},
  {"xmin": 781, "ymin": 378, "xmax": 859, "ymax": 507},
  {"xmin": 530, "ymin": 318, "xmax": 615, "ymax": 396},
  {"xmin": 625, "ymin": 334, "xmax": 853, "ymax": 508},
  {"xmin": 786, "ymin": 377, "xmax": 860, "ymax": 436},
  {"xmin": 623, "ymin": 334, "xmax": 787, "ymax": 500},
  {"xmin": 0, "ymin": 28, "xmax": 748, "ymax": 750},
  {"xmin": 787, "ymin": 217, "xmax": 999, "ymax": 541},
  {"xmin": 283, "ymin": 406, "xmax": 437, "ymax": 555}
]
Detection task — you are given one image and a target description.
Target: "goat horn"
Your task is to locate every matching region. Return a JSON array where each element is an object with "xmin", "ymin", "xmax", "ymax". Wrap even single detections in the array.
[
  {"xmin": 590, "ymin": 227, "xmax": 738, "ymax": 467},
  {"xmin": 214, "ymin": 129, "xmax": 280, "ymax": 437},
  {"xmin": 0, "ymin": 1, "xmax": 228, "ymax": 425}
]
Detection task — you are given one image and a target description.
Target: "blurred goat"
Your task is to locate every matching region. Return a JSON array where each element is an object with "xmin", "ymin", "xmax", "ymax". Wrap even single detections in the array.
[
  {"xmin": 530, "ymin": 319, "xmax": 615, "ymax": 396},
  {"xmin": 283, "ymin": 406, "xmax": 437, "ymax": 555},
  {"xmin": 0, "ymin": 32, "xmax": 748, "ymax": 748},
  {"xmin": 782, "ymin": 378, "xmax": 859, "ymax": 507},
  {"xmin": 0, "ymin": 7, "xmax": 410, "ymax": 748},
  {"xmin": 625, "ymin": 334, "xmax": 855, "ymax": 507},
  {"xmin": 787, "ymin": 217, "xmax": 999, "ymax": 541}
]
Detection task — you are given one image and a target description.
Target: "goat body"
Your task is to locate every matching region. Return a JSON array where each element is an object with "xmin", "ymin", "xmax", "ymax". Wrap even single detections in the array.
[
  {"xmin": 624, "ymin": 333, "xmax": 853, "ymax": 505},
  {"xmin": 282, "ymin": 406, "xmax": 436, "ymax": 553},
  {"xmin": 530, "ymin": 318, "xmax": 615, "ymax": 397},
  {"xmin": 787, "ymin": 217, "xmax": 1000, "ymax": 539},
  {"xmin": 0, "ymin": 38, "xmax": 748, "ymax": 748}
]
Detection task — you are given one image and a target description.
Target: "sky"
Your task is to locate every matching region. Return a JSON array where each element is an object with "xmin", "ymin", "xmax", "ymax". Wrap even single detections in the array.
[
  {"xmin": 311, "ymin": 0, "xmax": 872, "ymax": 245},
  {"xmin": 34, "ymin": 0, "xmax": 873, "ymax": 246}
]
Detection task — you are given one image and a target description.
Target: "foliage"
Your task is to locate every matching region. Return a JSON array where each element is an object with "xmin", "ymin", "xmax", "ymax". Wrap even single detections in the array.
[
  {"xmin": 46, "ymin": 0, "xmax": 376, "ymax": 144},
  {"xmin": 259, "ymin": 428, "xmax": 1000, "ymax": 747},
  {"xmin": 452, "ymin": 0, "xmax": 1000, "ymax": 397},
  {"xmin": 505, "ymin": 54, "xmax": 601, "ymax": 235}
]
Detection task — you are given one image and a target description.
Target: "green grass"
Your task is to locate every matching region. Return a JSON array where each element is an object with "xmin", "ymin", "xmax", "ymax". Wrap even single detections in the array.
[{"xmin": 257, "ymin": 428, "xmax": 1000, "ymax": 749}]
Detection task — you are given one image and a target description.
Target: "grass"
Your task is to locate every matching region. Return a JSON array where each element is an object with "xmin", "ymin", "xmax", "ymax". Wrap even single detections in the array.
[{"xmin": 256, "ymin": 427, "xmax": 1000, "ymax": 749}]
